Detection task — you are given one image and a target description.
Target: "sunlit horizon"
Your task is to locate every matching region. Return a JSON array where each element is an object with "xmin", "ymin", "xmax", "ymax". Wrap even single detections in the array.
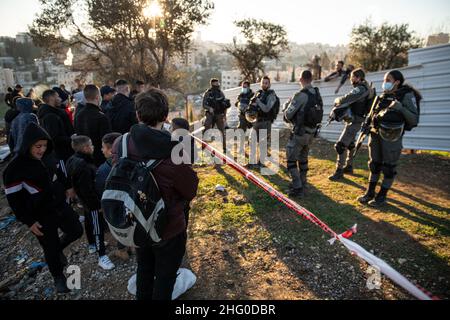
[{"xmin": 0, "ymin": 0, "xmax": 449, "ymax": 45}]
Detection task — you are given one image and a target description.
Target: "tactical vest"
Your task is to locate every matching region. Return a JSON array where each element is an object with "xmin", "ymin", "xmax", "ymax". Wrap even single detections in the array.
[
  {"xmin": 350, "ymin": 81, "xmax": 370, "ymax": 117},
  {"xmin": 256, "ymin": 89, "xmax": 275, "ymax": 120},
  {"xmin": 239, "ymin": 91, "xmax": 253, "ymax": 106},
  {"xmin": 293, "ymin": 89, "xmax": 321, "ymax": 136}
]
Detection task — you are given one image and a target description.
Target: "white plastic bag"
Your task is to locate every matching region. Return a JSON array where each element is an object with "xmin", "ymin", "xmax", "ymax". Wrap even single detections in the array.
[{"xmin": 127, "ymin": 268, "xmax": 197, "ymax": 300}]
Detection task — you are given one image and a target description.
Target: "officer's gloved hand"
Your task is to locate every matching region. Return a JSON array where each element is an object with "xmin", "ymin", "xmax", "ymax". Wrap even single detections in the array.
[{"xmin": 208, "ymin": 107, "xmax": 214, "ymax": 114}]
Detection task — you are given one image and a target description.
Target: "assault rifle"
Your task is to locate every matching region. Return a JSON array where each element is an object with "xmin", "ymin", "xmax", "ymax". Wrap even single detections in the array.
[{"xmin": 352, "ymin": 95, "xmax": 381, "ymax": 158}]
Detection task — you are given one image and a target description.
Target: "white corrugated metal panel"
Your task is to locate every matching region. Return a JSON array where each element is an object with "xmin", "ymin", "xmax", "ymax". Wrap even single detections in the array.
[{"xmin": 224, "ymin": 44, "xmax": 450, "ymax": 151}]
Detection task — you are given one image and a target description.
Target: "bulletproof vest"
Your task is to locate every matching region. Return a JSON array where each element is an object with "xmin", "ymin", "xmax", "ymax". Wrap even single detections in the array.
[
  {"xmin": 294, "ymin": 89, "xmax": 319, "ymax": 135},
  {"xmin": 256, "ymin": 89, "xmax": 274, "ymax": 120},
  {"xmin": 239, "ymin": 91, "xmax": 253, "ymax": 106},
  {"xmin": 350, "ymin": 81, "xmax": 370, "ymax": 117},
  {"xmin": 207, "ymin": 88, "xmax": 226, "ymax": 113},
  {"xmin": 372, "ymin": 94, "xmax": 405, "ymax": 129}
]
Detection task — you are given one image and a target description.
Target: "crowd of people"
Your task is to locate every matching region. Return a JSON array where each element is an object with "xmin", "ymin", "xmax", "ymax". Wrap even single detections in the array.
[{"xmin": 0, "ymin": 62, "xmax": 421, "ymax": 299}]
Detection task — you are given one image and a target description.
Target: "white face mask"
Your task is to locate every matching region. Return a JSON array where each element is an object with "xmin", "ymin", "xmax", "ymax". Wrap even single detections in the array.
[{"xmin": 382, "ymin": 81, "xmax": 394, "ymax": 92}]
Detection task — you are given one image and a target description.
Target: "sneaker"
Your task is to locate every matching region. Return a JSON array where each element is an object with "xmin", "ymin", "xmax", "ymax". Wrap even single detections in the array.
[
  {"xmin": 54, "ymin": 275, "xmax": 70, "ymax": 294},
  {"xmin": 98, "ymin": 255, "xmax": 115, "ymax": 270},
  {"xmin": 88, "ymin": 244, "xmax": 97, "ymax": 254}
]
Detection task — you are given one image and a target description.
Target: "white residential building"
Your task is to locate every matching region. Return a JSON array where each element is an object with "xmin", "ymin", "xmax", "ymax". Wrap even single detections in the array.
[
  {"xmin": 0, "ymin": 68, "xmax": 14, "ymax": 93},
  {"xmin": 57, "ymin": 70, "xmax": 93, "ymax": 90},
  {"xmin": 222, "ymin": 70, "xmax": 242, "ymax": 90},
  {"xmin": 15, "ymin": 32, "xmax": 32, "ymax": 44}
]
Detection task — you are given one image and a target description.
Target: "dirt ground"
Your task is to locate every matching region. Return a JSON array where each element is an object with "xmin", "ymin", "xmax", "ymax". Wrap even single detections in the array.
[{"xmin": 0, "ymin": 132, "xmax": 449, "ymax": 300}]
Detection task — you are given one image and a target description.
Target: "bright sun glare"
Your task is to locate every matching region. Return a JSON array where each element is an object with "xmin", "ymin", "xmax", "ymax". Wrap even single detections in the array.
[{"xmin": 143, "ymin": 1, "xmax": 163, "ymax": 19}]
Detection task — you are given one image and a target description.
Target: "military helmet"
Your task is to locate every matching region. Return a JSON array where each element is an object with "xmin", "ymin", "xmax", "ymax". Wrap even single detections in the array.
[
  {"xmin": 330, "ymin": 105, "xmax": 353, "ymax": 123},
  {"xmin": 245, "ymin": 104, "xmax": 259, "ymax": 123}
]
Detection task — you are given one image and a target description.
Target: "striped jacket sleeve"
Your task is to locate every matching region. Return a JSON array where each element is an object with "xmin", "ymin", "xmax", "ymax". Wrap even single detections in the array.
[{"xmin": 3, "ymin": 176, "xmax": 39, "ymax": 227}]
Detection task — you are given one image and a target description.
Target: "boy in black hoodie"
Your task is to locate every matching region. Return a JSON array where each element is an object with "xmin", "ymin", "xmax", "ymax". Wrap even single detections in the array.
[
  {"xmin": 66, "ymin": 135, "xmax": 115, "ymax": 270},
  {"xmin": 3, "ymin": 123, "xmax": 83, "ymax": 293}
]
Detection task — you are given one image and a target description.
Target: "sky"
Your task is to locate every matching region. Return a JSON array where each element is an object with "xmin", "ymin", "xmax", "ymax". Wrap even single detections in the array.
[{"xmin": 0, "ymin": 0, "xmax": 449, "ymax": 45}]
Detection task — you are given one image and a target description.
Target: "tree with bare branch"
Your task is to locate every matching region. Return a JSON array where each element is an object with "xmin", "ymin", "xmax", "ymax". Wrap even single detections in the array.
[
  {"xmin": 29, "ymin": 0, "xmax": 214, "ymax": 87},
  {"xmin": 223, "ymin": 19, "xmax": 289, "ymax": 83}
]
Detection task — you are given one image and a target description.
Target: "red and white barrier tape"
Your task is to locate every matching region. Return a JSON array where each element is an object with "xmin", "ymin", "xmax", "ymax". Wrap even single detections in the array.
[{"xmin": 190, "ymin": 132, "xmax": 437, "ymax": 300}]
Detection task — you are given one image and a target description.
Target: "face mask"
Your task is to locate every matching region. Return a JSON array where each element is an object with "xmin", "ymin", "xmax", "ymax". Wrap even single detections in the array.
[
  {"xmin": 382, "ymin": 81, "xmax": 394, "ymax": 92},
  {"xmin": 241, "ymin": 88, "xmax": 249, "ymax": 94},
  {"xmin": 212, "ymin": 85, "xmax": 220, "ymax": 90}
]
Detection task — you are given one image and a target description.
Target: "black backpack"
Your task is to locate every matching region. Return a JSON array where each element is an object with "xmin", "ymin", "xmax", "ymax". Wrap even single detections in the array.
[
  {"xmin": 301, "ymin": 87, "xmax": 324, "ymax": 128},
  {"xmin": 101, "ymin": 133, "xmax": 168, "ymax": 248},
  {"xmin": 395, "ymin": 85, "xmax": 421, "ymax": 131}
]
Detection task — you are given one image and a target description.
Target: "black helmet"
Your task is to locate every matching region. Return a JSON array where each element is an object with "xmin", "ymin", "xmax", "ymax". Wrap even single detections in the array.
[
  {"xmin": 330, "ymin": 105, "xmax": 353, "ymax": 123},
  {"xmin": 245, "ymin": 104, "xmax": 259, "ymax": 123}
]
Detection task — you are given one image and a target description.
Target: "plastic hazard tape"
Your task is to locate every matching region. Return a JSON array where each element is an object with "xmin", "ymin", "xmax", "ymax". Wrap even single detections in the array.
[{"xmin": 190, "ymin": 132, "xmax": 437, "ymax": 300}]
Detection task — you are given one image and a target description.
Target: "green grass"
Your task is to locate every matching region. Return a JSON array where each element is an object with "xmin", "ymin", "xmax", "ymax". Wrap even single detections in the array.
[
  {"xmin": 189, "ymin": 138, "xmax": 450, "ymax": 298},
  {"xmin": 419, "ymin": 150, "xmax": 450, "ymax": 158}
]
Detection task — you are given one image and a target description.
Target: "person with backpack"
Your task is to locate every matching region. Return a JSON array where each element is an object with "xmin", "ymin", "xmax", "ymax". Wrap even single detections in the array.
[
  {"xmin": 107, "ymin": 87, "xmax": 199, "ymax": 300},
  {"xmin": 66, "ymin": 135, "xmax": 115, "ymax": 270},
  {"xmin": 94, "ymin": 132, "xmax": 131, "ymax": 261},
  {"xmin": 358, "ymin": 70, "xmax": 421, "ymax": 207},
  {"xmin": 247, "ymin": 76, "xmax": 280, "ymax": 169},
  {"xmin": 235, "ymin": 80, "xmax": 254, "ymax": 131},
  {"xmin": 202, "ymin": 78, "xmax": 231, "ymax": 153},
  {"xmin": 328, "ymin": 68, "xmax": 373, "ymax": 181},
  {"xmin": 283, "ymin": 70, "xmax": 323, "ymax": 198},
  {"xmin": 3, "ymin": 123, "xmax": 83, "ymax": 293}
]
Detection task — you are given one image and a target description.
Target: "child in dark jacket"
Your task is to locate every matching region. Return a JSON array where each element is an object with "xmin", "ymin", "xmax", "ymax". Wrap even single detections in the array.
[
  {"xmin": 66, "ymin": 135, "xmax": 115, "ymax": 270},
  {"xmin": 3, "ymin": 123, "xmax": 83, "ymax": 293},
  {"xmin": 95, "ymin": 132, "xmax": 130, "ymax": 261}
]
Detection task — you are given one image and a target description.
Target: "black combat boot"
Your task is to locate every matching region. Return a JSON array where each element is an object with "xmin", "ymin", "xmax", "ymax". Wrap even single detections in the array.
[
  {"xmin": 357, "ymin": 182, "xmax": 377, "ymax": 204},
  {"xmin": 343, "ymin": 165, "xmax": 354, "ymax": 174},
  {"xmin": 54, "ymin": 275, "xmax": 70, "ymax": 294},
  {"xmin": 288, "ymin": 187, "xmax": 304, "ymax": 198},
  {"xmin": 328, "ymin": 168, "xmax": 344, "ymax": 181},
  {"xmin": 368, "ymin": 187, "xmax": 389, "ymax": 207}
]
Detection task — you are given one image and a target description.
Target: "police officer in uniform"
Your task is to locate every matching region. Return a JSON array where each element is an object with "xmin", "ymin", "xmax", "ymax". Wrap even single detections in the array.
[
  {"xmin": 283, "ymin": 70, "xmax": 323, "ymax": 197},
  {"xmin": 358, "ymin": 70, "xmax": 420, "ymax": 207},
  {"xmin": 329, "ymin": 68, "xmax": 372, "ymax": 181},
  {"xmin": 235, "ymin": 80, "xmax": 254, "ymax": 131},
  {"xmin": 246, "ymin": 76, "xmax": 278, "ymax": 168},
  {"xmin": 202, "ymin": 78, "xmax": 230, "ymax": 152}
]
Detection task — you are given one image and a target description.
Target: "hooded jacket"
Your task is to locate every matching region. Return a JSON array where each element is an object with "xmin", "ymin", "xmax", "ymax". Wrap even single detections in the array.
[
  {"xmin": 112, "ymin": 124, "xmax": 199, "ymax": 240},
  {"xmin": 66, "ymin": 151, "xmax": 101, "ymax": 211},
  {"xmin": 3, "ymin": 123, "xmax": 64, "ymax": 227},
  {"xmin": 74, "ymin": 103, "xmax": 112, "ymax": 166},
  {"xmin": 38, "ymin": 103, "xmax": 75, "ymax": 162},
  {"xmin": 106, "ymin": 93, "xmax": 137, "ymax": 134},
  {"xmin": 9, "ymin": 99, "xmax": 39, "ymax": 153}
]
